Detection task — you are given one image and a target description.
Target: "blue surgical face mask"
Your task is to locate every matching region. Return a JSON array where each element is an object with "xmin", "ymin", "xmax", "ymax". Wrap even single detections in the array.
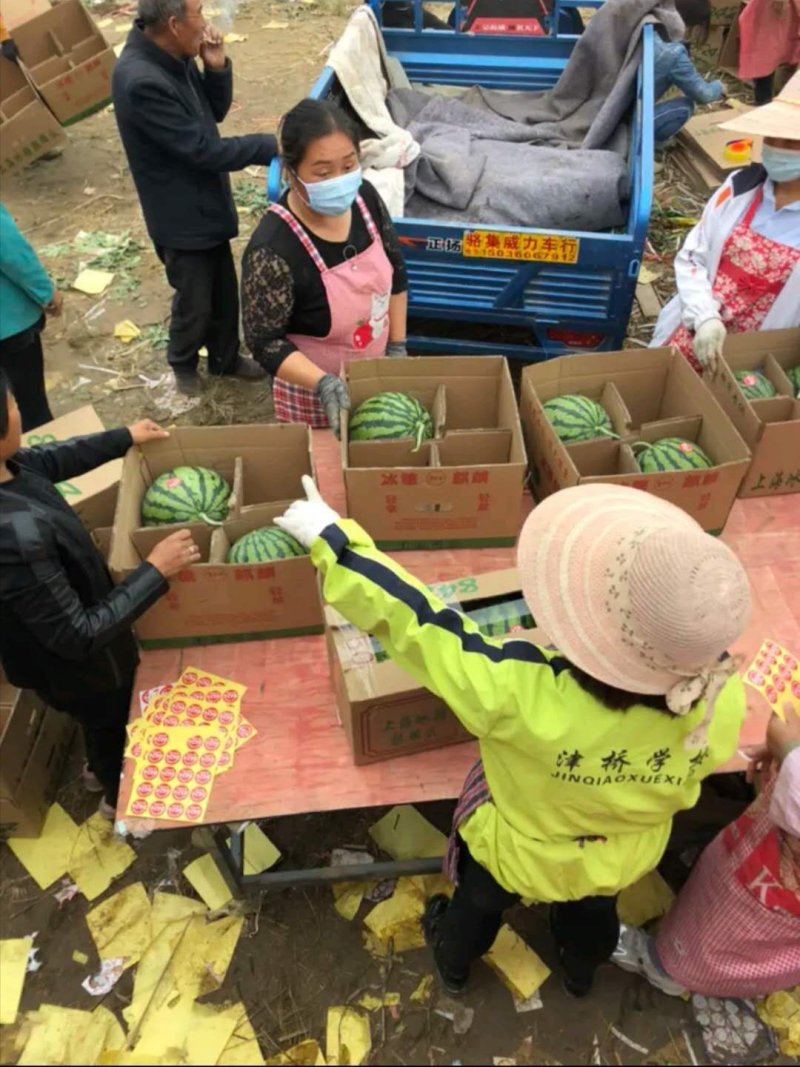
[
  {"xmin": 297, "ymin": 167, "xmax": 362, "ymax": 216},
  {"xmin": 761, "ymin": 144, "xmax": 800, "ymax": 184}
]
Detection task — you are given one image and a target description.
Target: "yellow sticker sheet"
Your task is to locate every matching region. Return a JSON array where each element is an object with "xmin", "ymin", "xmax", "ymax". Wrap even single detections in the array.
[{"xmin": 743, "ymin": 640, "xmax": 800, "ymax": 720}]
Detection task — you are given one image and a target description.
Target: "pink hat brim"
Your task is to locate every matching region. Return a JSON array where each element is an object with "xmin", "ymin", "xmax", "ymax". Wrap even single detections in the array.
[{"xmin": 517, "ymin": 485, "xmax": 700, "ymax": 695}]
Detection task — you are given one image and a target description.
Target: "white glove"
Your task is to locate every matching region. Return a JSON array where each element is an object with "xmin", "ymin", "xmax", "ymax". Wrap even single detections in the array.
[
  {"xmin": 692, "ymin": 318, "xmax": 727, "ymax": 373},
  {"xmin": 275, "ymin": 475, "xmax": 340, "ymax": 550}
]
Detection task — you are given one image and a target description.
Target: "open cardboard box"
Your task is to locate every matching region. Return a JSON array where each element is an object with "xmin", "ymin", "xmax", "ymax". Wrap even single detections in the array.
[
  {"xmin": 108, "ymin": 424, "xmax": 324, "ymax": 647},
  {"xmin": 326, "ymin": 568, "xmax": 539, "ymax": 765},
  {"xmin": 707, "ymin": 329, "xmax": 800, "ymax": 498},
  {"xmin": 11, "ymin": 0, "xmax": 114, "ymax": 125},
  {"xmin": 520, "ymin": 347, "xmax": 752, "ymax": 534},
  {"xmin": 0, "ymin": 52, "xmax": 65, "ymax": 174},
  {"xmin": 0, "ymin": 671, "xmax": 74, "ymax": 838},
  {"xmin": 343, "ymin": 356, "xmax": 527, "ymax": 548}
]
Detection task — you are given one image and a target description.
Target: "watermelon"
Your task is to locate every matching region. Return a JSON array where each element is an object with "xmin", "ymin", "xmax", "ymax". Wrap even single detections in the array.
[
  {"xmin": 735, "ymin": 369, "xmax": 776, "ymax": 400},
  {"xmin": 634, "ymin": 437, "xmax": 714, "ymax": 474},
  {"xmin": 543, "ymin": 394, "xmax": 615, "ymax": 443},
  {"xmin": 349, "ymin": 392, "xmax": 433, "ymax": 450},
  {"xmin": 142, "ymin": 466, "xmax": 230, "ymax": 527},
  {"xmin": 787, "ymin": 365, "xmax": 800, "ymax": 398},
  {"xmin": 227, "ymin": 526, "xmax": 306, "ymax": 564}
]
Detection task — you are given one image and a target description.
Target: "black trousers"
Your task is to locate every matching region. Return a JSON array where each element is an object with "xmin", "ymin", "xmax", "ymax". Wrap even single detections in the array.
[
  {"xmin": 0, "ymin": 318, "xmax": 53, "ymax": 431},
  {"xmin": 155, "ymin": 242, "xmax": 240, "ymax": 375},
  {"xmin": 53, "ymin": 681, "xmax": 133, "ymax": 806},
  {"xmin": 435, "ymin": 840, "xmax": 620, "ymax": 990},
  {"xmin": 753, "ymin": 74, "xmax": 774, "ymax": 106}
]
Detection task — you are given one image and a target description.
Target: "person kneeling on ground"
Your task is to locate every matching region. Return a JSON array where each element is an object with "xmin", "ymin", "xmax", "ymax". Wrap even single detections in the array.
[
  {"xmin": 0, "ymin": 375, "xmax": 202, "ymax": 817},
  {"xmin": 653, "ymin": 0, "xmax": 725, "ymax": 145},
  {"xmin": 277, "ymin": 477, "xmax": 751, "ymax": 997},
  {"xmin": 615, "ymin": 709, "xmax": 800, "ymax": 998}
]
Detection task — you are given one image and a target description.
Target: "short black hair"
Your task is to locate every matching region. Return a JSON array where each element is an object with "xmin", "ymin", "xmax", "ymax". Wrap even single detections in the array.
[
  {"xmin": 0, "ymin": 370, "xmax": 10, "ymax": 439},
  {"xmin": 569, "ymin": 663, "xmax": 673, "ymax": 714},
  {"xmin": 279, "ymin": 99, "xmax": 360, "ymax": 172}
]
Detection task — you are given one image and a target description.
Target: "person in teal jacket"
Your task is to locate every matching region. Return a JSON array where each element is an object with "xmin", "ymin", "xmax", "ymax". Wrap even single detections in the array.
[
  {"xmin": 277, "ymin": 478, "xmax": 752, "ymax": 998},
  {"xmin": 0, "ymin": 203, "xmax": 62, "ymax": 431}
]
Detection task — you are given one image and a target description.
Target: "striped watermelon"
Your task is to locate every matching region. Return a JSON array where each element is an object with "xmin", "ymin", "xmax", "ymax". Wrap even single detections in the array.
[
  {"xmin": 787, "ymin": 365, "xmax": 800, "ymax": 398},
  {"xmin": 227, "ymin": 526, "xmax": 306, "ymax": 564},
  {"xmin": 635, "ymin": 437, "xmax": 713, "ymax": 474},
  {"xmin": 142, "ymin": 466, "xmax": 230, "ymax": 527},
  {"xmin": 543, "ymin": 394, "xmax": 614, "ymax": 443},
  {"xmin": 735, "ymin": 369, "xmax": 776, "ymax": 400},
  {"xmin": 349, "ymin": 392, "xmax": 433, "ymax": 450}
]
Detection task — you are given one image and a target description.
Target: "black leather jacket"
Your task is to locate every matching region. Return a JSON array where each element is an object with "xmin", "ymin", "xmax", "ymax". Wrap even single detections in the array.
[{"xmin": 0, "ymin": 430, "xmax": 167, "ymax": 707}]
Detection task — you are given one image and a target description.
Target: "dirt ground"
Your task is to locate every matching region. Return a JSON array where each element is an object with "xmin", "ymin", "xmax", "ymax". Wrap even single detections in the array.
[{"xmin": 0, "ymin": 5, "xmax": 787, "ymax": 1065}]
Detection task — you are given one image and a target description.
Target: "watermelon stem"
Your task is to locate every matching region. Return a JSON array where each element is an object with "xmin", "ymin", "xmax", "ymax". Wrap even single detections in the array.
[
  {"xmin": 199, "ymin": 513, "xmax": 225, "ymax": 526},
  {"xmin": 630, "ymin": 441, "xmax": 652, "ymax": 454}
]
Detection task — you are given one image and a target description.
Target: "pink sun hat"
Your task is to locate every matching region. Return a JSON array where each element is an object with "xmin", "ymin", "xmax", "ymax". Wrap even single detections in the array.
[{"xmin": 517, "ymin": 485, "xmax": 751, "ymax": 726}]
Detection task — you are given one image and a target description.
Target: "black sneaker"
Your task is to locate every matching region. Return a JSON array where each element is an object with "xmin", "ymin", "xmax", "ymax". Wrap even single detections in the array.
[
  {"xmin": 421, "ymin": 895, "xmax": 469, "ymax": 997},
  {"xmin": 227, "ymin": 355, "xmax": 267, "ymax": 381},
  {"xmin": 173, "ymin": 370, "xmax": 200, "ymax": 396}
]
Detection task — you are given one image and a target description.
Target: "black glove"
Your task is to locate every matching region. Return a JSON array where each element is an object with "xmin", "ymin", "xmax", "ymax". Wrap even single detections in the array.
[{"xmin": 315, "ymin": 374, "xmax": 351, "ymax": 438}]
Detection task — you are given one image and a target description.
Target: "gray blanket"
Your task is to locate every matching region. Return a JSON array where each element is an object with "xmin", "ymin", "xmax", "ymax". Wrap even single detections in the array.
[{"xmin": 385, "ymin": 0, "xmax": 683, "ymax": 230}]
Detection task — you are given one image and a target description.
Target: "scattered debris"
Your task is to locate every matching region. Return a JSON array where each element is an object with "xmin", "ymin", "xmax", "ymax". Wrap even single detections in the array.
[
  {"xmin": 409, "ymin": 975, "xmax": 433, "ymax": 1004},
  {"xmin": 435, "ymin": 998, "xmax": 474, "ymax": 1036},
  {"xmin": 81, "ymin": 957, "xmax": 126, "ymax": 997},
  {"xmin": 484, "ymin": 924, "xmax": 550, "ymax": 1002},
  {"xmin": 68, "ymin": 812, "xmax": 137, "ymax": 902},
  {"xmin": 86, "ymin": 882, "xmax": 150, "ymax": 969},
  {"xmin": 184, "ymin": 852, "xmax": 234, "ymax": 912},
  {"xmin": 224, "ymin": 32, "xmax": 248, "ymax": 42},
  {"xmin": 233, "ymin": 179, "xmax": 269, "ymax": 215},
  {"xmin": 513, "ymin": 990, "xmax": 543, "ymax": 1013},
  {"xmin": 692, "ymin": 994, "xmax": 776, "ymax": 1064},
  {"xmin": 114, "ymin": 319, "xmax": 141, "ymax": 343},
  {"xmin": 72, "ymin": 269, "xmax": 115, "ymax": 296},
  {"xmin": 265, "ymin": 1038, "xmax": 326, "ymax": 1065},
  {"xmin": 0, "ymin": 938, "xmax": 33, "ymax": 1024},
  {"xmin": 357, "ymin": 993, "xmax": 400, "ymax": 1012},
  {"xmin": 54, "ymin": 880, "xmax": 80, "ymax": 906},
  {"xmin": 368, "ymin": 805, "xmax": 447, "ymax": 861},
  {"xmin": 71, "ymin": 951, "xmax": 89, "ymax": 966},
  {"xmin": 362, "ymin": 878, "xmax": 426, "ymax": 955},
  {"xmin": 758, "ymin": 988, "xmax": 800, "ymax": 1058},
  {"xmin": 326, "ymin": 1006, "xmax": 371, "ymax": 1066},
  {"xmin": 7, "ymin": 804, "xmax": 80, "ymax": 890},
  {"xmin": 609, "ymin": 1025, "xmax": 649, "ymax": 1056},
  {"xmin": 143, "ymin": 323, "xmax": 170, "ymax": 349},
  {"xmin": 261, "ymin": 20, "xmax": 290, "ymax": 29}
]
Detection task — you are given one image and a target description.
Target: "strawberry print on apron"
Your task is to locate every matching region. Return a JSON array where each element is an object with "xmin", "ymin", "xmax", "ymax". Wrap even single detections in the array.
[
  {"xmin": 269, "ymin": 194, "xmax": 393, "ymax": 427},
  {"xmin": 669, "ymin": 187, "xmax": 800, "ymax": 373}
]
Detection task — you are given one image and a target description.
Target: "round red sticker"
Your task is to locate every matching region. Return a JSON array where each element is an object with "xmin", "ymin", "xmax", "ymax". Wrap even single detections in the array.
[
  {"xmin": 137, "ymin": 782, "xmax": 153, "ymax": 798},
  {"xmin": 142, "ymin": 765, "xmax": 159, "ymax": 781},
  {"xmin": 219, "ymin": 710, "xmax": 234, "ymax": 726},
  {"xmin": 748, "ymin": 670, "xmax": 765, "ymax": 686},
  {"xmin": 152, "ymin": 731, "xmax": 169, "ymax": 748},
  {"xmin": 186, "ymin": 803, "xmax": 203, "ymax": 820},
  {"xmin": 131, "ymin": 799, "xmax": 148, "ymax": 816},
  {"xmin": 165, "ymin": 749, "xmax": 181, "ymax": 766},
  {"xmin": 202, "ymin": 708, "xmax": 218, "ymax": 723},
  {"xmin": 149, "ymin": 800, "xmax": 166, "ymax": 817},
  {"xmin": 218, "ymin": 752, "xmax": 231, "ymax": 769},
  {"xmin": 173, "ymin": 785, "xmax": 189, "ymax": 801},
  {"xmin": 204, "ymin": 736, "xmax": 221, "ymax": 752},
  {"xmin": 200, "ymin": 752, "xmax": 216, "ymax": 768},
  {"xmin": 187, "ymin": 704, "xmax": 203, "ymax": 718},
  {"xmin": 190, "ymin": 786, "xmax": 207, "ymax": 802},
  {"xmin": 195, "ymin": 769, "xmax": 212, "ymax": 785},
  {"xmin": 207, "ymin": 690, "xmax": 222, "ymax": 703},
  {"xmin": 766, "ymin": 686, "xmax": 777, "ymax": 703},
  {"xmin": 131, "ymin": 742, "xmax": 142, "ymax": 758},
  {"xmin": 171, "ymin": 700, "xmax": 186, "ymax": 714},
  {"xmin": 164, "ymin": 715, "xmax": 180, "ymax": 727},
  {"xmin": 147, "ymin": 748, "xmax": 164, "ymax": 764},
  {"xmin": 190, "ymin": 690, "xmax": 204, "ymax": 702},
  {"xmin": 165, "ymin": 477, "xmax": 182, "ymax": 489},
  {"xmin": 178, "ymin": 768, "xmax": 194, "ymax": 783},
  {"xmin": 678, "ymin": 441, "xmax": 694, "ymax": 453},
  {"xmin": 792, "ymin": 680, "xmax": 800, "ymax": 698},
  {"xmin": 198, "ymin": 675, "xmax": 212, "ymax": 687},
  {"xmin": 150, "ymin": 710, "xmax": 165, "ymax": 725},
  {"xmin": 160, "ymin": 766, "xmax": 177, "ymax": 782},
  {"xmin": 182, "ymin": 751, "xmax": 199, "ymax": 767},
  {"xmin": 167, "ymin": 803, "xmax": 184, "ymax": 819},
  {"xmin": 155, "ymin": 783, "xmax": 171, "ymax": 799},
  {"xmin": 182, "ymin": 671, "xmax": 197, "ymax": 684},
  {"xmin": 187, "ymin": 735, "xmax": 203, "ymax": 751},
  {"xmin": 223, "ymin": 689, "xmax": 238, "ymax": 704}
]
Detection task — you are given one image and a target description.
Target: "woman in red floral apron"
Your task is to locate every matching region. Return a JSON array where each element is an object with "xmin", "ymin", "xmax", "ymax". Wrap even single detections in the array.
[
  {"xmin": 241, "ymin": 100, "xmax": 409, "ymax": 433},
  {"xmin": 651, "ymin": 77, "xmax": 800, "ymax": 371}
]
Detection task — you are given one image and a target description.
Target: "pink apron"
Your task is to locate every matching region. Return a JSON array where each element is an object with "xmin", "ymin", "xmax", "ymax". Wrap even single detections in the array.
[
  {"xmin": 669, "ymin": 187, "xmax": 800, "ymax": 374},
  {"xmin": 269, "ymin": 194, "xmax": 393, "ymax": 427}
]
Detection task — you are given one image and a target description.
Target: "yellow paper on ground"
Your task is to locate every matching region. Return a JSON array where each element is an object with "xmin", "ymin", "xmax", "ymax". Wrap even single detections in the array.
[
  {"xmin": 369, "ymin": 805, "xmax": 447, "ymax": 861},
  {"xmin": 409, "ymin": 872, "xmax": 453, "ymax": 900},
  {"xmin": 326, "ymin": 1007, "xmax": 371, "ymax": 1067},
  {"xmin": 72, "ymin": 950, "xmax": 89, "ymax": 966},
  {"xmin": 18, "ymin": 1004, "xmax": 121, "ymax": 1066},
  {"xmin": 122, "ymin": 923, "xmax": 194, "ymax": 1041},
  {"xmin": 171, "ymin": 914, "xmax": 243, "ymax": 996},
  {"xmin": 357, "ymin": 993, "xmax": 400, "ymax": 1012},
  {"xmin": 151, "ymin": 890, "xmax": 206, "ymax": 940},
  {"xmin": 331, "ymin": 882, "xmax": 363, "ymax": 922},
  {"xmin": 410, "ymin": 975, "xmax": 433, "ymax": 1003},
  {"xmin": 68, "ymin": 812, "xmax": 137, "ymax": 901},
  {"xmin": 72, "ymin": 269, "xmax": 115, "ymax": 295},
  {"xmin": 265, "ymin": 1040, "xmax": 326, "ymax": 1066},
  {"xmin": 617, "ymin": 870, "xmax": 675, "ymax": 926},
  {"xmin": 183, "ymin": 853, "xmax": 233, "ymax": 911},
  {"xmin": 185, "ymin": 1003, "xmax": 239, "ymax": 1066},
  {"xmin": 86, "ymin": 882, "xmax": 151, "ymax": 969},
  {"xmin": 484, "ymin": 925, "xmax": 551, "ymax": 1001},
  {"xmin": 362, "ymin": 877, "xmax": 425, "ymax": 954},
  {"xmin": 239, "ymin": 824, "xmax": 281, "ymax": 874},
  {"xmin": 114, "ymin": 320, "xmax": 141, "ymax": 344},
  {"xmin": 217, "ymin": 1003, "xmax": 265, "ymax": 1066},
  {"xmin": 758, "ymin": 987, "xmax": 800, "ymax": 1058},
  {"xmin": 7, "ymin": 803, "xmax": 80, "ymax": 889},
  {"xmin": 0, "ymin": 938, "xmax": 33, "ymax": 1024}
]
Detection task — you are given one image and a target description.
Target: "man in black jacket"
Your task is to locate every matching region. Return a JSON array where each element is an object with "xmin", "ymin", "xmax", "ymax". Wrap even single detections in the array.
[
  {"xmin": 0, "ymin": 374, "xmax": 202, "ymax": 815},
  {"xmin": 112, "ymin": 0, "xmax": 277, "ymax": 395}
]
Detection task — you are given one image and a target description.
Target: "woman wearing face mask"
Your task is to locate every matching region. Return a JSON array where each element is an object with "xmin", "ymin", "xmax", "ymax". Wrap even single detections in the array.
[
  {"xmin": 651, "ymin": 73, "xmax": 800, "ymax": 374},
  {"xmin": 241, "ymin": 99, "xmax": 409, "ymax": 434}
]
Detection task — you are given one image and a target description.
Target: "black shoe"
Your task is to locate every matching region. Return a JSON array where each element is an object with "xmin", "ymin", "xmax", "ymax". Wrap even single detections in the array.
[
  {"xmin": 549, "ymin": 906, "xmax": 594, "ymax": 998},
  {"xmin": 421, "ymin": 895, "xmax": 469, "ymax": 997},
  {"xmin": 224, "ymin": 355, "xmax": 267, "ymax": 381},
  {"xmin": 173, "ymin": 370, "xmax": 200, "ymax": 396}
]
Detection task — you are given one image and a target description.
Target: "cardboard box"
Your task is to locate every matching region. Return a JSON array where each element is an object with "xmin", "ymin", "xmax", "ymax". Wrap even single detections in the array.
[
  {"xmin": 520, "ymin": 348, "xmax": 752, "ymax": 534},
  {"xmin": 690, "ymin": 23, "xmax": 727, "ymax": 70},
  {"xmin": 709, "ymin": 0, "xmax": 740, "ymax": 26},
  {"xmin": 108, "ymin": 423, "xmax": 324, "ymax": 647},
  {"xmin": 0, "ymin": 0, "xmax": 50, "ymax": 34},
  {"xmin": 0, "ymin": 673, "xmax": 74, "ymax": 838},
  {"xmin": 708, "ymin": 329, "xmax": 800, "ymax": 498},
  {"xmin": 326, "ymin": 568, "xmax": 537, "ymax": 765},
  {"xmin": 677, "ymin": 107, "xmax": 761, "ymax": 185},
  {"xmin": 343, "ymin": 356, "xmax": 527, "ymax": 548},
  {"xmin": 21, "ymin": 405, "xmax": 122, "ymax": 532},
  {"xmin": 12, "ymin": 0, "xmax": 114, "ymax": 125},
  {"xmin": 0, "ymin": 52, "xmax": 64, "ymax": 173}
]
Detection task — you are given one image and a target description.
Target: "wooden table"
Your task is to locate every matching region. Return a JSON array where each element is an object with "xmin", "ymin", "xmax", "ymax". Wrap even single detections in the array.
[{"xmin": 117, "ymin": 431, "xmax": 800, "ymax": 890}]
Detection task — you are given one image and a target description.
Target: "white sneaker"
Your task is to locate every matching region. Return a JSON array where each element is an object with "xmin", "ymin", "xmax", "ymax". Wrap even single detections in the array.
[
  {"xmin": 82, "ymin": 762, "xmax": 104, "ymax": 794},
  {"xmin": 612, "ymin": 924, "xmax": 686, "ymax": 997}
]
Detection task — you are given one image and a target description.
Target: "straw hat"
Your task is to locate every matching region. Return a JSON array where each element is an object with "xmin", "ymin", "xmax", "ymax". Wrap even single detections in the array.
[
  {"xmin": 517, "ymin": 485, "xmax": 750, "ymax": 741},
  {"xmin": 718, "ymin": 71, "xmax": 800, "ymax": 140}
]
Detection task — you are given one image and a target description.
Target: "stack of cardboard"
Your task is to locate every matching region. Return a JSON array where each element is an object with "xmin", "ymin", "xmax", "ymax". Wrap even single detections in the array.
[
  {"xmin": 691, "ymin": 0, "xmax": 740, "ymax": 71},
  {"xmin": 0, "ymin": 0, "xmax": 115, "ymax": 173},
  {"xmin": 672, "ymin": 105, "xmax": 760, "ymax": 195}
]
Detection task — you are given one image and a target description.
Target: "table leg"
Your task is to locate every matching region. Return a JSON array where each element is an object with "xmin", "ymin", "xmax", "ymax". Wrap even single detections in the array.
[{"xmin": 198, "ymin": 825, "xmax": 246, "ymax": 898}]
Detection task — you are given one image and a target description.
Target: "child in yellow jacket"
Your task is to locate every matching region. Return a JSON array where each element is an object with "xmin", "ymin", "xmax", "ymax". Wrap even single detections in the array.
[{"xmin": 277, "ymin": 479, "xmax": 750, "ymax": 997}]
